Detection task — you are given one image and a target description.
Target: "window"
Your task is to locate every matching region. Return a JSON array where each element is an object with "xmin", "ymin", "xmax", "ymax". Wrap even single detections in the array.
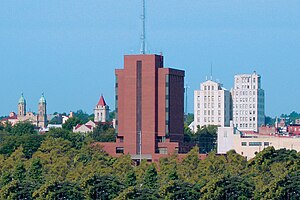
[
  {"xmin": 118, "ymin": 136, "xmax": 124, "ymax": 143},
  {"xmin": 264, "ymin": 142, "xmax": 270, "ymax": 146},
  {"xmin": 249, "ymin": 142, "xmax": 262, "ymax": 146},
  {"xmin": 158, "ymin": 148, "xmax": 168, "ymax": 154},
  {"xmin": 116, "ymin": 147, "xmax": 124, "ymax": 154},
  {"xmin": 242, "ymin": 142, "xmax": 247, "ymax": 146}
]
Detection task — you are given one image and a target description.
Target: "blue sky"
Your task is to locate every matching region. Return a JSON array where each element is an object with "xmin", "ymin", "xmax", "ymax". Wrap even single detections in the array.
[{"xmin": 0, "ymin": 0, "xmax": 299, "ymax": 117}]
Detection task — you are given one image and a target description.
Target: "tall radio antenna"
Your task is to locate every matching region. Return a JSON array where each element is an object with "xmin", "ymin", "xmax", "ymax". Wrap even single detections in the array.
[{"xmin": 140, "ymin": 0, "xmax": 146, "ymax": 54}]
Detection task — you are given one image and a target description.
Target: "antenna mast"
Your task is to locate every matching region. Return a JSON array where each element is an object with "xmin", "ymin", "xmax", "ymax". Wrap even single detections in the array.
[
  {"xmin": 210, "ymin": 62, "xmax": 213, "ymax": 80},
  {"xmin": 140, "ymin": 0, "xmax": 146, "ymax": 54}
]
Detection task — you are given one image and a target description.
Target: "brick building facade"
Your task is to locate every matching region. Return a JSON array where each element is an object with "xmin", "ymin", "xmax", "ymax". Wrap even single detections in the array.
[{"xmin": 97, "ymin": 54, "xmax": 187, "ymax": 162}]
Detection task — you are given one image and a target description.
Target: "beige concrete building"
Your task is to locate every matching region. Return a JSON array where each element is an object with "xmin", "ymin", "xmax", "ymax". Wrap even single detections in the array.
[
  {"xmin": 194, "ymin": 80, "xmax": 231, "ymax": 132},
  {"xmin": 231, "ymin": 72, "xmax": 265, "ymax": 132},
  {"xmin": 218, "ymin": 125, "xmax": 300, "ymax": 160}
]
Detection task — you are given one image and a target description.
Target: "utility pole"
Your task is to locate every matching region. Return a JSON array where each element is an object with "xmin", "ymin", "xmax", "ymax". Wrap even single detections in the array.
[{"xmin": 139, "ymin": 130, "xmax": 142, "ymax": 164}]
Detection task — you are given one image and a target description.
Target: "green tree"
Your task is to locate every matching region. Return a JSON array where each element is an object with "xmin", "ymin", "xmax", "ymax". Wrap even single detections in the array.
[
  {"xmin": 13, "ymin": 162, "xmax": 26, "ymax": 181},
  {"xmin": 0, "ymin": 134, "xmax": 45, "ymax": 157},
  {"xmin": 62, "ymin": 117, "xmax": 82, "ymax": 131},
  {"xmin": 143, "ymin": 163, "xmax": 158, "ymax": 189},
  {"xmin": 11, "ymin": 121, "xmax": 36, "ymax": 135},
  {"xmin": 28, "ymin": 157, "xmax": 44, "ymax": 184},
  {"xmin": 3, "ymin": 121, "xmax": 12, "ymax": 133},
  {"xmin": 0, "ymin": 180, "xmax": 34, "ymax": 200},
  {"xmin": 125, "ymin": 171, "xmax": 137, "ymax": 187},
  {"xmin": 82, "ymin": 174, "xmax": 123, "ymax": 200},
  {"xmin": 194, "ymin": 125, "xmax": 217, "ymax": 153},
  {"xmin": 115, "ymin": 186, "xmax": 161, "ymax": 200},
  {"xmin": 91, "ymin": 123, "xmax": 116, "ymax": 142},
  {"xmin": 160, "ymin": 180, "xmax": 201, "ymax": 200},
  {"xmin": 73, "ymin": 110, "xmax": 90, "ymax": 123},
  {"xmin": 33, "ymin": 180, "xmax": 83, "ymax": 200},
  {"xmin": 47, "ymin": 128, "xmax": 85, "ymax": 149}
]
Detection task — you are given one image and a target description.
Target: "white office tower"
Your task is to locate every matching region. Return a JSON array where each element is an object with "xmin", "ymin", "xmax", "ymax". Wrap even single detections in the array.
[
  {"xmin": 194, "ymin": 80, "xmax": 231, "ymax": 132},
  {"xmin": 231, "ymin": 72, "xmax": 265, "ymax": 132}
]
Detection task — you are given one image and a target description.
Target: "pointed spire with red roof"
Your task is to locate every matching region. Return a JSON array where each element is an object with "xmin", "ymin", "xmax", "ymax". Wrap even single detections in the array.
[{"xmin": 97, "ymin": 95, "xmax": 107, "ymax": 107}]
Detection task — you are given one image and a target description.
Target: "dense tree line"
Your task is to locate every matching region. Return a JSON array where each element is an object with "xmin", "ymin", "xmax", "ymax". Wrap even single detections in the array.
[{"xmin": 1, "ymin": 122, "xmax": 300, "ymax": 199}]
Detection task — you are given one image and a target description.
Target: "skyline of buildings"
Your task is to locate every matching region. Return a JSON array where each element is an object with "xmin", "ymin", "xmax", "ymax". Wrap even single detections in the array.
[{"xmin": 193, "ymin": 72, "xmax": 265, "ymax": 132}]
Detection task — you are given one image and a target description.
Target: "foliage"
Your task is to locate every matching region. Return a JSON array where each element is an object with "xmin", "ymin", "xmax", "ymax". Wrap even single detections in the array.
[
  {"xmin": 81, "ymin": 174, "xmax": 123, "ymax": 199},
  {"xmin": 0, "ymin": 133, "xmax": 45, "ymax": 158},
  {"xmin": 109, "ymin": 110, "xmax": 116, "ymax": 121},
  {"xmin": 90, "ymin": 123, "xmax": 116, "ymax": 142},
  {"xmin": 33, "ymin": 180, "xmax": 84, "ymax": 200},
  {"xmin": 194, "ymin": 125, "xmax": 217, "ymax": 153},
  {"xmin": 62, "ymin": 117, "xmax": 82, "ymax": 131},
  {"xmin": 73, "ymin": 110, "xmax": 90, "ymax": 124},
  {"xmin": 1, "ymin": 125, "xmax": 300, "ymax": 199},
  {"xmin": 11, "ymin": 121, "xmax": 36, "ymax": 135},
  {"xmin": 185, "ymin": 113, "xmax": 194, "ymax": 126},
  {"xmin": 280, "ymin": 111, "xmax": 300, "ymax": 124}
]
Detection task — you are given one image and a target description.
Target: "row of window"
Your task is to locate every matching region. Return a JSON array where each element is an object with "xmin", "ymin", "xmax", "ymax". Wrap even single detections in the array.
[
  {"xmin": 235, "ymin": 85, "xmax": 256, "ymax": 90},
  {"xmin": 201, "ymin": 110, "xmax": 222, "ymax": 116},
  {"xmin": 236, "ymin": 123, "xmax": 256, "ymax": 128},
  {"xmin": 202, "ymin": 117, "xmax": 222, "ymax": 123},
  {"xmin": 233, "ymin": 104, "xmax": 257, "ymax": 109},
  {"xmin": 116, "ymin": 147, "xmax": 175, "ymax": 155},
  {"xmin": 203, "ymin": 85, "xmax": 215, "ymax": 91},
  {"xmin": 241, "ymin": 141, "xmax": 269, "ymax": 146},
  {"xmin": 234, "ymin": 116, "xmax": 256, "ymax": 122},
  {"xmin": 234, "ymin": 110, "xmax": 256, "ymax": 115},
  {"xmin": 234, "ymin": 97, "xmax": 257, "ymax": 103},
  {"xmin": 203, "ymin": 102, "xmax": 222, "ymax": 109},
  {"xmin": 236, "ymin": 77, "xmax": 256, "ymax": 84},
  {"xmin": 203, "ymin": 96, "xmax": 222, "ymax": 102},
  {"xmin": 233, "ymin": 90, "xmax": 256, "ymax": 96}
]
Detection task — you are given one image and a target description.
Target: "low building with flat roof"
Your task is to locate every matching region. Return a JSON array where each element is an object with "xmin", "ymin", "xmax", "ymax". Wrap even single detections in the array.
[{"xmin": 218, "ymin": 125, "xmax": 300, "ymax": 159}]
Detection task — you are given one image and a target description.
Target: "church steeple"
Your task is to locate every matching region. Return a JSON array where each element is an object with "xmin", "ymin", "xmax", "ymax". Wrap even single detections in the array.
[
  {"xmin": 18, "ymin": 93, "xmax": 26, "ymax": 117},
  {"xmin": 38, "ymin": 93, "xmax": 47, "ymax": 128},
  {"xmin": 94, "ymin": 95, "xmax": 109, "ymax": 123}
]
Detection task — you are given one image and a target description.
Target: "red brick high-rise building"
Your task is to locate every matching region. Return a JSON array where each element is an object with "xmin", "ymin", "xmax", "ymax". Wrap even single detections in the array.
[{"xmin": 99, "ymin": 54, "xmax": 185, "ymax": 162}]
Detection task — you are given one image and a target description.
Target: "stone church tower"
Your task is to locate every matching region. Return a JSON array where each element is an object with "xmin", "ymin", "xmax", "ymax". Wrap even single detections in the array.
[
  {"xmin": 94, "ymin": 95, "xmax": 109, "ymax": 123},
  {"xmin": 18, "ymin": 93, "xmax": 26, "ymax": 117},
  {"xmin": 38, "ymin": 93, "xmax": 47, "ymax": 128}
]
